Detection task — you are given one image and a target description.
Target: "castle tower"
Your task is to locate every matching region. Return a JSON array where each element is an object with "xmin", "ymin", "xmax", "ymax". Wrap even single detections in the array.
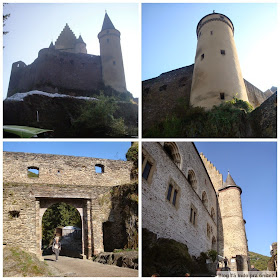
[
  {"xmin": 98, "ymin": 12, "xmax": 127, "ymax": 92},
  {"xmin": 190, "ymin": 12, "xmax": 249, "ymax": 109},
  {"xmin": 75, "ymin": 35, "xmax": 87, "ymax": 54},
  {"xmin": 54, "ymin": 24, "xmax": 87, "ymax": 54},
  {"xmin": 55, "ymin": 23, "xmax": 77, "ymax": 53},
  {"xmin": 218, "ymin": 172, "xmax": 249, "ymax": 271}
]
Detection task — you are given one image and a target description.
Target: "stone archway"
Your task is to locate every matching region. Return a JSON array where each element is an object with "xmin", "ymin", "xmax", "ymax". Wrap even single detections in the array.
[{"xmin": 35, "ymin": 198, "xmax": 93, "ymax": 260}]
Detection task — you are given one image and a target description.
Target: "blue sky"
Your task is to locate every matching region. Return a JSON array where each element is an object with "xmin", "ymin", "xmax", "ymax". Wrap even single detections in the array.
[
  {"xmin": 3, "ymin": 142, "xmax": 132, "ymax": 161},
  {"xmin": 3, "ymin": 3, "xmax": 140, "ymax": 99},
  {"xmin": 142, "ymin": 3, "xmax": 277, "ymax": 92},
  {"xmin": 195, "ymin": 142, "xmax": 277, "ymax": 257}
]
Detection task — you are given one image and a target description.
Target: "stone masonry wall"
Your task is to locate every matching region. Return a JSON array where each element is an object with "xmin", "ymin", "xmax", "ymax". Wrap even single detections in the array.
[
  {"xmin": 142, "ymin": 64, "xmax": 271, "ymax": 132},
  {"xmin": 3, "ymin": 183, "xmax": 112, "ymax": 256},
  {"xmin": 4, "ymin": 152, "xmax": 132, "ymax": 187},
  {"xmin": 142, "ymin": 142, "xmax": 218, "ymax": 257},
  {"xmin": 7, "ymin": 48, "xmax": 103, "ymax": 97}
]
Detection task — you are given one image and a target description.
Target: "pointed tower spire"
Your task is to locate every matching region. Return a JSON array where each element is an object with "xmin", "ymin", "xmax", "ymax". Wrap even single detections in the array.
[
  {"xmin": 225, "ymin": 171, "xmax": 237, "ymax": 187},
  {"xmin": 101, "ymin": 12, "xmax": 116, "ymax": 31}
]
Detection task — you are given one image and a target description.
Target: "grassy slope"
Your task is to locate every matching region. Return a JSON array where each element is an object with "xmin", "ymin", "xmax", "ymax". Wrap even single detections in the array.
[
  {"xmin": 3, "ymin": 246, "xmax": 53, "ymax": 277},
  {"xmin": 249, "ymin": 251, "xmax": 270, "ymax": 271}
]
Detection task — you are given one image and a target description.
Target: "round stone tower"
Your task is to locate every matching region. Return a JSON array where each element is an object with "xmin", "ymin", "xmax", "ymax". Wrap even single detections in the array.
[
  {"xmin": 190, "ymin": 12, "xmax": 248, "ymax": 109},
  {"xmin": 218, "ymin": 172, "xmax": 249, "ymax": 271},
  {"xmin": 98, "ymin": 12, "xmax": 127, "ymax": 93}
]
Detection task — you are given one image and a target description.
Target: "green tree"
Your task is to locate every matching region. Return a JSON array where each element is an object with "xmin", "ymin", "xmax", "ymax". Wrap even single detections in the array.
[
  {"xmin": 73, "ymin": 94, "xmax": 127, "ymax": 137},
  {"xmin": 126, "ymin": 142, "xmax": 138, "ymax": 179},
  {"xmin": 42, "ymin": 203, "xmax": 82, "ymax": 246},
  {"xmin": 3, "ymin": 4, "xmax": 10, "ymax": 37}
]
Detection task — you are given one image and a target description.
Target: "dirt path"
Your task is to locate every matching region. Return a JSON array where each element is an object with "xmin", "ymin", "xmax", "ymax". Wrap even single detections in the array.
[{"xmin": 44, "ymin": 255, "xmax": 138, "ymax": 277}]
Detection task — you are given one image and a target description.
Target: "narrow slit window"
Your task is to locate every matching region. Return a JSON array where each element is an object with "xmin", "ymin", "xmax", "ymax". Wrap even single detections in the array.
[
  {"xmin": 167, "ymin": 185, "xmax": 173, "ymax": 201},
  {"xmin": 210, "ymin": 31, "xmax": 213, "ymax": 35},
  {"xmin": 221, "ymin": 50, "xmax": 225, "ymax": 55},
  {"xmin": 220, "ymin": 93, "xmax": 225, "ymax": 100},
  {"xmin": 143, "ymin": 161, "xmax": 152, "ymax": 180},
  {"xmin": 172, "ymin": 190, "xmax": 178, "ymax": 206},
  {"xmin": 201, "ymin": 53, "xmax": 204, "ymax": 60}
]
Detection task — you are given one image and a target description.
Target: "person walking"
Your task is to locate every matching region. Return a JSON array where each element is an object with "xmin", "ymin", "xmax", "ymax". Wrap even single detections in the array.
[
  {"xmin": 52, "ymin": 236, "xmax": 61, "ymax": 261},
  {"xmin": 224, "ymin": 257, "xmax": 228, "ymax": 268}
]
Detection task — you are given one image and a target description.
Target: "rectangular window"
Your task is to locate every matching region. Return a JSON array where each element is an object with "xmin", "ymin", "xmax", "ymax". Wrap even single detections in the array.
[
  {"xmin": 201, "ymin": 54, "xmax": 204, "ymax": 60},
  {"xmin": 190, "ymin": 206, "xmax": 197, "ymax": 226},
  {"xmin": 142, "ymin": 161, "xmax": 152, "ymax": 180},
  {"xmin": 167, "ymin": 184, "xmax": 173, "ymax": 201},
  {"xmin": 210, "ymin": 31, "xmax": 213, "ymax": 35},
  {"xmin": 221, "ymin": 50, "xmax": 225, "ymax": 55},
  {"xmin": 172, "ymin": 190, "xmax": 178, "ymax": 206},
  {"xmin": 220, "ymin": 93, "xmax": 225, "ymax": 100}
]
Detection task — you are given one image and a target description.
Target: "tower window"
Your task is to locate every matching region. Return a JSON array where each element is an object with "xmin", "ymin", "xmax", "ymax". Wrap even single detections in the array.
[
  {"xmin": 210, "ymin": 31, "xmax": 213, "ymax": 35},
  {"xmin": 167, "ymin": 184, "xmax": 173, "ymax": 201},
  {"xmin": 220, "ymin": 93, "xmax": 225, "ymax": 100},
  {"xmin": 201, "ymin": 54, "xmax": 204, "ymax": 60},
  {"xmin": 221, "ymin": 50, "xmax": 225, "ymax": 55},
  {"xmin": 143, "ymin": 161, "xmax": 152, "ymax": 180}
]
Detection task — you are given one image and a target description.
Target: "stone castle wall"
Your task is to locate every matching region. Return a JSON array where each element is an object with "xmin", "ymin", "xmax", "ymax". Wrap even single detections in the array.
[
  {"xmin": 3, "ymin": 152, "xmax": 134, "ymax": 258},
  {"xmin": 142, "ymin": 65, "xmax": 271, "ymax": 132},
  {"xmin": 142, "ymin": 142, "xmax": 218, "ymax": 257},
  {"xmin": 3, "ymin": 183, "xmax": 112, "ymax": 256},
  {"xmin": 3, "ymin": 152, "xmax": 132, "ymax": 187},
  {"xmin": 7, "ymin": 48, "xmax": 103, "ymax": 98}
]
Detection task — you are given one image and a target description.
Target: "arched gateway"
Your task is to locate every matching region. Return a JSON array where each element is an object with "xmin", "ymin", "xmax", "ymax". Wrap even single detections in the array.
[{"xmin": 3, "ymin": 152, "xmax": 133, "ymax": 260}]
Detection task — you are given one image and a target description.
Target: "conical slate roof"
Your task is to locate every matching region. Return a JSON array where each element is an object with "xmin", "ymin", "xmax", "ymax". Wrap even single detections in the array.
[
  {"xmin": 77, "ymin": 35, "xmax": 86, "ymax": 44},
  {"xmin": 225, "ymin": 172, "xmax": 237, "ymax": 187},
  {"xmin": 101, "ymin": 12, "xmax": 115, "ymax": 31},
  {"xmin": 49, "ymin": 42, "xmax": 54, "ymax": 49}
]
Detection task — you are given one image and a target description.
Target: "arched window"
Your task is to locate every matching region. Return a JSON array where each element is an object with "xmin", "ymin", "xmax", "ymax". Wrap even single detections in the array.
[
  {"xmin": 211, "ymin": 207, "xmax": 215, "ymax": 220},
  {"xmin": 212, "ymin": 236, "xmax": 217, "ymax": 250},
  {"xmin": 188, "ymin": 170, "xmax": 197, "ymax": 190},
  {"xmin": 163, "ymin": 142, "xmax": 181, "ymax": 168},
  {"xmin": 202, "ymin": 191, "xmax": 208, "ymax": 209}
]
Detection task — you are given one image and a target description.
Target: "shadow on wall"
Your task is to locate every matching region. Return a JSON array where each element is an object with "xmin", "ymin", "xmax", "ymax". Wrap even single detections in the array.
[{"xmin": 102, "ymin": 183, "xmax": 138, "ymax": 252}]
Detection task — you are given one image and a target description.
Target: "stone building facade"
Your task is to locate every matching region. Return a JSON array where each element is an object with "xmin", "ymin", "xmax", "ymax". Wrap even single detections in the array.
[
  {"xmin": 142, "ymin": 142, "xmax": 249, "ymax": 271},
  {"xmin": 3, "ymin": 152, "xmax": 133, "ymax": 260},
  {"xmin": 7, "ymin": 12, "xmax": 127, "ymax": 97}
]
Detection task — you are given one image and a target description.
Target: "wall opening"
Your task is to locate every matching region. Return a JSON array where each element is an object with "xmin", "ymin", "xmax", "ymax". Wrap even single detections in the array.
[
  {"xmin": 163, "ymin": 142, "xmax": 181, "ymax": 168},
  {"xmin": 201, "ymin": 53, "xmax": 204, "ymax": 60},
  {"xmin": 9, "ymin": 210, "xmax": 20, "ymax": 218},
  {"xmin": 42, "ymin": 202, "xmax": 82, "ymax": 258},
  {"xmin": 27, "ymin": 167, "xmax": 39, "ymax": 178},
  {"xmin": 95, "ymin": 164, "xmax": 104, "ymax": 173},
  {"xmin": 220, "ymin": 93, "xmax": 225, "ymax": 100},
  {"xmin": 221, "ymin": 50, "xmax": 225, "ymax": 55},
  {"xmin": 188, "ymin": 170, "xmax": 197, "ymax": 191}
]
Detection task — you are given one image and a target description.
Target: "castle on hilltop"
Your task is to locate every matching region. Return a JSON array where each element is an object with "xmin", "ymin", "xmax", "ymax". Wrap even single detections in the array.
[
  {"xmin": 142, "ymin": 142, "xmax": 249, "ymax": 272},
  {"xmin": 7, "ymin": 12, "xmax": 127, "ymax": 98}
]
